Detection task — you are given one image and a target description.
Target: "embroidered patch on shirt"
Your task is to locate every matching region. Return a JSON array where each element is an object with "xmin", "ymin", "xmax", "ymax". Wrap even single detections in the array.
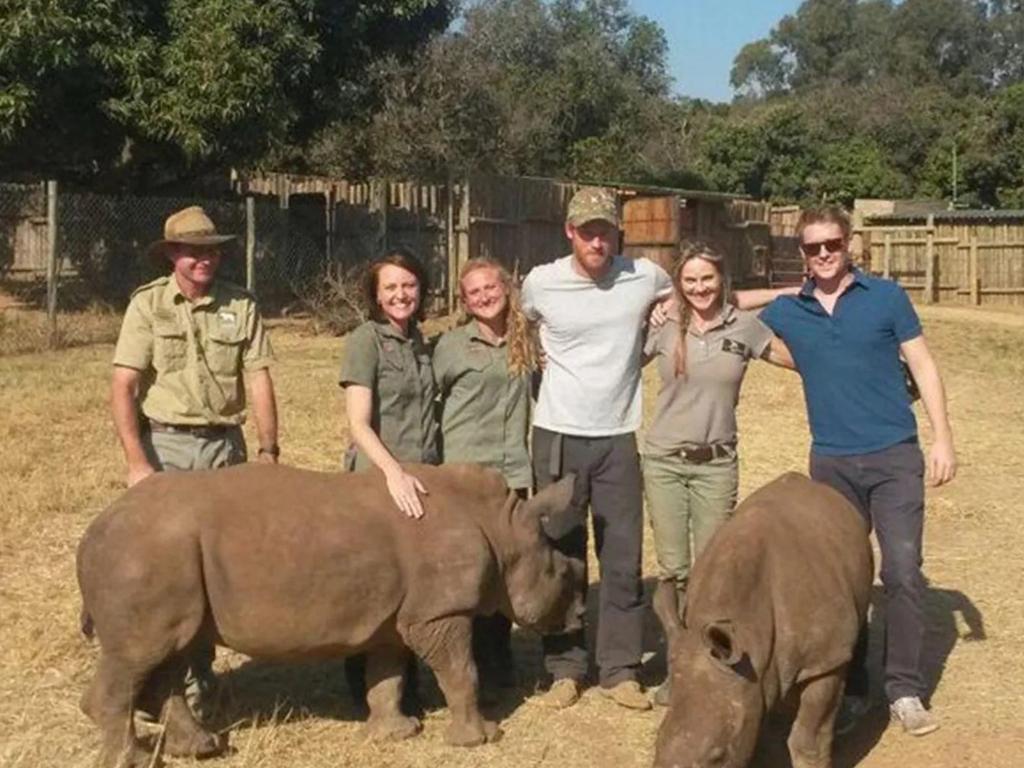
[
  {"xmin": 217, "ymin": 310, "xmax": 238, "ymax": 327},
  {"xmin": 721, "ymin": 338, "xmax": 749, "ymax": 357}
]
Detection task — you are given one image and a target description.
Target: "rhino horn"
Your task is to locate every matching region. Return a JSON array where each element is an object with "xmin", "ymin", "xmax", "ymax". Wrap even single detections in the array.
[{"xmin": 701, "ymin": 619, "xmax": 743, "ymax": 667}]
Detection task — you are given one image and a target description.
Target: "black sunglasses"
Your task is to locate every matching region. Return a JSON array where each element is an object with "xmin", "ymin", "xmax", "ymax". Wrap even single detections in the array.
[{"xmin": 800, "ymin": 237, "xmax": 845, "ymax": 257}]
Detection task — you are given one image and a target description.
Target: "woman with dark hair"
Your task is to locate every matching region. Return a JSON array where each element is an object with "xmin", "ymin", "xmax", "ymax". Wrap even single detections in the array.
[
  {"xmin": 643, "ymin": 240, "xmax": 794, "ymax": 704},
  {"xmin": 339, "ymin": 247, "xmax": 439, "ymax": 516},
  {"xmin": 338, "ymin": 247, "xmax": 438, "ymax": 713}
]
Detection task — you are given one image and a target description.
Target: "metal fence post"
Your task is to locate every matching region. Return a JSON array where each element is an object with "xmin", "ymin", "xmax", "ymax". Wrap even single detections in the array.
[
  {"xmin": 46, "ymin": 180, "xmax": 59, "ymax": 348},
  {"xmin": 245, "ymin": 196, "xmax": 255, "ymax": 293}
]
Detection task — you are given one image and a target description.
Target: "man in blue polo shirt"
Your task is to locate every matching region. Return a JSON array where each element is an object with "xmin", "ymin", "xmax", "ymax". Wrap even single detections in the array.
[{"xmin": 761, "ymin": 205, "xmax": 956, "ymax": 738}]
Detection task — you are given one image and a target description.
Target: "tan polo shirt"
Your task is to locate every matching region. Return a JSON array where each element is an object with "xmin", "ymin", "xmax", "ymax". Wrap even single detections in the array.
[
  {"xmin": 643, "ymin": 304, "xmax": 772, "ymax": 457},
  {"xmin": 113, "ymin": 276, "xmax": 273, "ymax": 426},
  {"xmin": 433, "ymin": 320, "xmax": 532, "ymax": 490},
  {"xmin": 338, "ymin": 319, "xmax": 439, "ymax": 470}
]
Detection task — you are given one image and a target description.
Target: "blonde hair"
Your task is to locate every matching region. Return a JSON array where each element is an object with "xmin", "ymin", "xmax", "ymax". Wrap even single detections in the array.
[
  {"xmin": 458, "ymin": 257, "xmax": 536, "ymax": 377},
  {"xmin": 672, "ymin": 240, "xmax": 732, "ymax": 378}
]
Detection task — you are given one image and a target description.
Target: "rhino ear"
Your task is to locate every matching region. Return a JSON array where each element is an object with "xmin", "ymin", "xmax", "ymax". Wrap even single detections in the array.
[
  {"xmin": 701, "ymin": 620, "xmax": 742, "ymax": 666},
  {"xmin": 520, "ymin": 474, "xmax": 580, "ymax": 539}
]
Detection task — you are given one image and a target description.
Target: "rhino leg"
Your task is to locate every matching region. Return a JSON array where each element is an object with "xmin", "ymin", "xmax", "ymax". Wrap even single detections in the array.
[
  {"xmin": 405, "ymin": 616, "xmax": 501, "ymax": 747},
  {"xmin": 364, "ymin": 646, "xmax": 422, "ymax": 742},
  {"xmin": 141, "ymin": 655, "xmax": 224, "ymax": 758},
  {"xmin": 80, "ymin": 652, "xmax": 152, "ymax": 768},
  {"xmin": 787, "ymin": 669, "xmax": 845, "ymax": 768}
]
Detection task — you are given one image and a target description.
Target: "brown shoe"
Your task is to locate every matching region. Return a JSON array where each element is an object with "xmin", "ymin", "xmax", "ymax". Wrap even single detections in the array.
[
  {"xmin": 600, "ymin": 680, "xmax": 652, "ymax": 711},
  {"xmin": 534, "ymin": 678, "xmax": 581, "ymax": 709}
]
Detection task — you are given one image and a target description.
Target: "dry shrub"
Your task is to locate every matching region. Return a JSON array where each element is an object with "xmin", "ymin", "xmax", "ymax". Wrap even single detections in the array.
[{"xmin": 290, "ymin": 262, "xmax": 368, "ymax": 336}]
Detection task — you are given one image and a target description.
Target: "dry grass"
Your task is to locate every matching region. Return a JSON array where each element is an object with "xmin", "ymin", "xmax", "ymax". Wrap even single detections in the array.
[
  {"xmin": 1, "ymin": 305, "xmax": 1023, "ymax": 767},
  {"xmin": 0, "ymin": 305, "xmax": 122, "ymax": 357}
]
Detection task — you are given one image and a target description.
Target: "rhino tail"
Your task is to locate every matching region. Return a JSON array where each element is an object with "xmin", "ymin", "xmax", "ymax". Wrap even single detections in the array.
[{"xmin": 80, "ymin": 606, "xmax": 95, "ymax": 639}]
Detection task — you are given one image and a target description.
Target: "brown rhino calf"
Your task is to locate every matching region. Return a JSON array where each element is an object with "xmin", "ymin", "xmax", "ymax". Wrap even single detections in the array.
[
  {"xmin": 77, "ymin": 463, "xmax": 584, "ymax": 767},
  {"xmin": 653, "ymin": 473, "xmax": 873, "ymax": 768}
]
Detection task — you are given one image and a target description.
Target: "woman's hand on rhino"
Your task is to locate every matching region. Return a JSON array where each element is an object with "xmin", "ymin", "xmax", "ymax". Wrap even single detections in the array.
[{"xmin": 385, "ymin": 469, "xmax": 428, "ymax": 519}]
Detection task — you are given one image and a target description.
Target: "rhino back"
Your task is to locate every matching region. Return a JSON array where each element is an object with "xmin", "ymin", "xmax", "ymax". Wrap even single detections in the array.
[
  {"xmin": 687, "ymin": 473, "xmax": 873, "ymax": 694},
  {"xmin": 184, "ymin": 464, "xmax": 502, "ymax": 657}
]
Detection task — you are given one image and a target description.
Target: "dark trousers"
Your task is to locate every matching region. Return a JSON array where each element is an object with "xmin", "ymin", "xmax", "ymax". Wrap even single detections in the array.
[
  {"xmin": 532, "ymin": 426, "xmax": 645, "ymax": 688},
  {"xmin": 810, "ymin": 440, "xmax": 927, "ymax": 702}
]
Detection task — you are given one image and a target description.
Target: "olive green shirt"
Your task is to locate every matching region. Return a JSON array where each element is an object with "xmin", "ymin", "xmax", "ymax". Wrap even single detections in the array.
[
  {"xmin": 338, "ymin": 320, "xmax": 439, "ymax": 470},
  {"xmin": 433, "ymin": 320, "xmax": 532, "ymax": 489},
  {"xmin": 643, "ymin": 304, "xmax": 773, "ymax": 457},
  {"xmin": 113, "ymin": 276, "xmax": 273, "ymax": 426}
]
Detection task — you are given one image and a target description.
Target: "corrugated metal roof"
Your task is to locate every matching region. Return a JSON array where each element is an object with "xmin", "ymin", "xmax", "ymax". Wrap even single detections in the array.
[{"xmin": 866, "ymin": 209, "xmax": 1024, "ymax": 224}]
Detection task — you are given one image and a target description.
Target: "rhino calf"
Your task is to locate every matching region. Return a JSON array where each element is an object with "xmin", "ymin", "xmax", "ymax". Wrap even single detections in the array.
[
  {"xmin": 77, "ymin": 463, "xmax": 584, "ymax": 768},
  {"xmin": 653, "ymin": 473, "xmax": 873, "ymax": 768}
]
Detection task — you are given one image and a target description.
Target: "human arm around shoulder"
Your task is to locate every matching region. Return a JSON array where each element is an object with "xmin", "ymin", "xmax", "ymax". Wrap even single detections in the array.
[
  {"xmin": 901, "ymin": 335, "xmax": 956, "ymax": 486},
  {"xmin": 340, "ymin": 324, "xmax": 427, "ymax": 518},
  {"xmin": 743, "ymin": 312, "xmax": 796, "ymax": 370},
  {"xmin": 734, "ymin": 285, "xmax": 801, "ymax": 311}
]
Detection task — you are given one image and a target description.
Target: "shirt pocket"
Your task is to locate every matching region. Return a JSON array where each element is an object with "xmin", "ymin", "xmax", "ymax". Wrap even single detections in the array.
[
  {"xmin": 206, "ymin": 323, "xmax": 247, "ymax": 376},
  {"xmin": 152, "ymin": 320, "xmax": 187, "ymax": 372}
]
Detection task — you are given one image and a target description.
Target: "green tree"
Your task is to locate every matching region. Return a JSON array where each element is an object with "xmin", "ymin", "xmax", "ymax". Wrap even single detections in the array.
[
  {"xmin": 313, "ymin": 0, "xmax": 673, "ymax": 183},
  {"xmin": 0, "ymin": 0, "xmax": 453, "ymax": 186}
]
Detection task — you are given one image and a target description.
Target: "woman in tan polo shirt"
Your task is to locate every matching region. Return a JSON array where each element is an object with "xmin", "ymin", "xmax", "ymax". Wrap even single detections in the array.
[
  {"xmin": 643, "ymin": 240, "xmax": 794, "ymax": 704},
  {"xmin": 433, "ymin": 256, "xmax": 536, "ymax": 691}
]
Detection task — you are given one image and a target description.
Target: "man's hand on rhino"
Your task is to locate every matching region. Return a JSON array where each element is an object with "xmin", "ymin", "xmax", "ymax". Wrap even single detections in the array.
[
  {"xmin": 127, "ymin": 461, "xmax": 156, "ymax": 487},
  {"xmin": 385, "ymin": 468, "xmax": 428, "ymax": 519}
]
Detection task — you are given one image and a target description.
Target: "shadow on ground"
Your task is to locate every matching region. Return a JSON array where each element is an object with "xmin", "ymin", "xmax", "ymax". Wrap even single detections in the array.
[{"xmin": 749, "ymin": 583, "xmax": 984, "ymax": 768}]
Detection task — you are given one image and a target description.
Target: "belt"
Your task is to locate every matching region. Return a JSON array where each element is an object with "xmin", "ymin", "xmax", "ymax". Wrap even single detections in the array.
[
  {"xmin": 679, "ymin": 442, "xmax": 735, "ymax": 464},
  {"xmin": 148, "ymin": 420, "xmax": 234, "ymax": 439}
]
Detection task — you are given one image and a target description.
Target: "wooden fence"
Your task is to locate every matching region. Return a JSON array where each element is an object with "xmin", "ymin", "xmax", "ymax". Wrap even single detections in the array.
[{"xmin": 859, "ymin": 216, "xmax": 1024, "ymax": 307}]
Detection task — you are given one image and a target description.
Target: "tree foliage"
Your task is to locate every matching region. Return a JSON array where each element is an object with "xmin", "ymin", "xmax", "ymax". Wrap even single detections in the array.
[{"xmin": 0, "ymin": 0, "xmax": 452, "ymax": 186}]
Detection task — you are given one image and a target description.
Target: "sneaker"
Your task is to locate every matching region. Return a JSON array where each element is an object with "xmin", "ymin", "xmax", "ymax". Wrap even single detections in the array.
[
  {"xmin": 599, "ymin": 680, "xmax": 652, "ymax": 711},
  {"xmin": 890, "ymin": 696, "xmax": 939, "ymax": 736},
  {"xmin": 535, "ymin": 678, "xmax": 581, "ymax": 709},
  {"xmin": 834, "ymin": 695, "xmax": 871, "ymax": 737}
]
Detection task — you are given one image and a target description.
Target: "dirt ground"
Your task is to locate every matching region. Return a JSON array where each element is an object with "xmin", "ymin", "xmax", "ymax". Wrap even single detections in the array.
[{"xmin": 1, "ymin": 303, "xmax": 1022, "ymax": 767}]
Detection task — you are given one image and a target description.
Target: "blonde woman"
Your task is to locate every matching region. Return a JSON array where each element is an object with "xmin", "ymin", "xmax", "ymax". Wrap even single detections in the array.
[
  {"xmin": 643, "ymin": 240, "xmax": 793, "ymax": 704},
  {"xmin": 433, "ymin": 257, "xmax": 536, "ymax": 689}
]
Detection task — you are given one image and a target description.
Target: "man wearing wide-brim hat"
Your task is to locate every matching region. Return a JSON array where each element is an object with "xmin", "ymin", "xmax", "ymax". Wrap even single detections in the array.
[{"xmin": 110, "ymin": 205, "xmax": 280, "ymax": 718}]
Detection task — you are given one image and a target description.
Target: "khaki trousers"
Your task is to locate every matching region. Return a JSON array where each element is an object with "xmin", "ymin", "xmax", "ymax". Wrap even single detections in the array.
[{"xmin": 643, "ymin": 451, "xmax": 738, "ymax": 594}]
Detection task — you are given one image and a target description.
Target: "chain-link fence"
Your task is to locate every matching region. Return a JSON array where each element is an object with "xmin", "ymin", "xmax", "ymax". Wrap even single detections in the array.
[{"xmin": 0, "ymin": 182, "xmax": 446, "ymax": 351}]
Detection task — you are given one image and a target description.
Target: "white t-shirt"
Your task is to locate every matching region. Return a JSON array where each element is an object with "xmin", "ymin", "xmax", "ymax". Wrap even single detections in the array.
[{"xmin": 522, "ymin": 254, "xmax": 673, "ymax": 436}]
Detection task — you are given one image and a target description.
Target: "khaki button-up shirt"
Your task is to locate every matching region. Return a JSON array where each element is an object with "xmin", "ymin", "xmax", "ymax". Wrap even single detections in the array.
[
  {"xmin": 433, "ymin": 320, "xmax": 532, "ymax": 489},
  {"xmin": 339, "ymin": 320, "xmax": 439, "ymax": 470},
  {"xmin": 113, "ymin": 276, "xmax": 273, "ymax": 426}
]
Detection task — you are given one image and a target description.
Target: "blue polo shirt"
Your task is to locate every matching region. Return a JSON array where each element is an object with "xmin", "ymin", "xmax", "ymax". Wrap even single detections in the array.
[{"xmin": 760, "ymin": 270, "xmax": 922, "ymax": 456}]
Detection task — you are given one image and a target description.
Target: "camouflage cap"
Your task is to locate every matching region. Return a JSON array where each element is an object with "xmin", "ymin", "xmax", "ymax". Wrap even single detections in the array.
[{"xmin": 566, "ymin": 186, "xmax": 619, "ymax": 227}]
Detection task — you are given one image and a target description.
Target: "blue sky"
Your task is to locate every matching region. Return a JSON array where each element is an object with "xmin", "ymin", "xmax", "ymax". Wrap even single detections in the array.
[{"xmin": 630, "ymin": 0, "xmax": 804, "ymax": 103}]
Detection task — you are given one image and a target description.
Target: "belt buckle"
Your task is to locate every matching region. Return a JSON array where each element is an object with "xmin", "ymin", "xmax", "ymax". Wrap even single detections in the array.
[{"xmin": 683, "ymin": 445, "xmax": 713, "ymax": 463}]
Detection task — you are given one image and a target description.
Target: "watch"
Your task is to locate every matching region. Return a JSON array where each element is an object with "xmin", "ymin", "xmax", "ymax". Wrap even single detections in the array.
[{"xmin": 258, "ymin": 444, "xmax": 280, "ymax": 458}]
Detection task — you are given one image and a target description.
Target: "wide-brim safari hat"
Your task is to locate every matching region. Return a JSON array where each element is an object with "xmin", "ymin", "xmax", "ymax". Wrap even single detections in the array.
[{"xmin": 147, "ymin": 205, "xmax": 236, "ymax": 266}]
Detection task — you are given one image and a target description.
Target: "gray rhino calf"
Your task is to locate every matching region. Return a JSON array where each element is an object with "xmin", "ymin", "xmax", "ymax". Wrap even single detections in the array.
[
  {"xmin": 653, "ymin": 473, "xmax": 873, "ymax": 768},
  {"xmin": 77, "ymin": 463, "xmax": 584, "ymax": 768}
]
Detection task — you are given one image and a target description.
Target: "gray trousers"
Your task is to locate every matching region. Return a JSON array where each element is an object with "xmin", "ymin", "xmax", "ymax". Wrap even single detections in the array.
[
  {"xmin": 142, "ymin": 426, "xmax": 247, "ymax": 471},
  {"xmin": 810, "ymin": 440, "xmax": 927, "ymax": 702},
  {"xmin": 532, "ymin": 427, "xmax": 645, "ymax": 688}
]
